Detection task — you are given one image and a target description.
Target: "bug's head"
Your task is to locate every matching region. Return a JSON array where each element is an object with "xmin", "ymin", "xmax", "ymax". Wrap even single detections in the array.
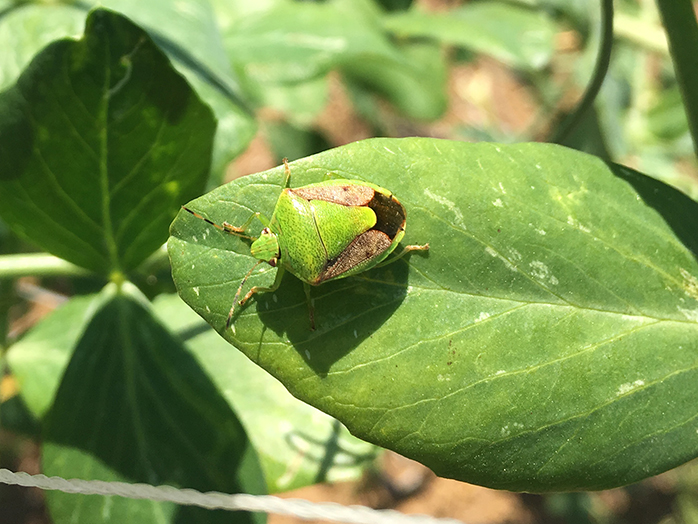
[{"xmin": 250, "ymin": 228, "xmax": 279, "ymax": 265}]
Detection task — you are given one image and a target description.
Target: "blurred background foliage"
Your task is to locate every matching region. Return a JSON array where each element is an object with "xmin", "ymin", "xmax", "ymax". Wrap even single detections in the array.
[{"xmin": 1, "ymin": 0, "xmax": 698, "ymax": 523}]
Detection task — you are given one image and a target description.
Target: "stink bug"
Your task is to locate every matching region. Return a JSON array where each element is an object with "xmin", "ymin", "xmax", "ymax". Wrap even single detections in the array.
[{"xmin": 184, "ymin": 160, "xmax": 428, "ymax": 330}]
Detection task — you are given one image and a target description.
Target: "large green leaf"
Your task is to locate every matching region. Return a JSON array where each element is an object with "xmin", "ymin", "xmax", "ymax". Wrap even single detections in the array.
[
  {"xmin": 0, "ymin": 9, "xmax": 214, "ymax": 274},
  {"xmin": 384, "ymin": 2, "xmax": 556, "ymax": 71},
  {"xmin": 153, "ymin": 294, "xmax": 377, "ymax": 493},
  {"xmin": 90, "ymin": 0, "xmax": 256, "ymax": 180},
  {"xmin": 37, "ymin": 283, "xmax": 265, "ymax": 524},
  {"xmin": 95, "ymin": 0, "xmax": 243, "ymax": 101},
  {"xmin": 0, "ymin": 2, "xmax": 255, "ymax": 181},
  {"xmin": 169, "ymin": 137, "xmax": 698, "ymax": 492}
]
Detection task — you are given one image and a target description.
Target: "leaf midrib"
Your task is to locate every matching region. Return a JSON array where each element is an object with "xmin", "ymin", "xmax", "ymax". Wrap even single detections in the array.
[{"xmin": 99, "ymin": 34, "xmax": 120, "ymax": 273}]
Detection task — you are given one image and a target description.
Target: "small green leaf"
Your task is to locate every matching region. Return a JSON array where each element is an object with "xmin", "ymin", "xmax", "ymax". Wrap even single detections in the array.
[
  {"xmin": 253, "ymin": 76, "xmax": 330, "ymax": 127},
  {"xmin": 216, "ymin": 0, "xmax": 446, "ymax": 119},
  {"xmin": 384, "ymin": 2, "xmax": 556, "ymax": 71},
  {"xmin": 264, "ymin": 121, "xmax": 332, "ymax": 163},
  {"xmin": 342, "ymin": 40, "xmax": 447, "ymax": 121},
  {"xmin": 153, "ymin": 293, "xmax": 378, "ymax": 493},
  {"xmin": 220, "ymin": 0, "xmax": 402, "ymax": 84},
  {"xmin": 649, "ymin": 85, "xmax": 691, "ymax": 141},
  {"xmin": 41, "ymin": 283, "xmax": 265, "ymax": 524},
  {"xmin": 0, "ymin": 9, "xmax": 215, "ymax": 274},
  {"xmin": 0, "ymin": 3, "xmax": 86, "ymax": 92},
  {"xmin": 7, "ymin": 294, "xmax": 98, "ymax": 417},
  {"xmin": 169, "ymin": 137, "xmax": 698, "ymax": 492}
]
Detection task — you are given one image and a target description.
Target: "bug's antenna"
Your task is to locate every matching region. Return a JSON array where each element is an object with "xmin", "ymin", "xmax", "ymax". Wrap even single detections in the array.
[
  {"xmin": 182, "ymin": 206, "xmax": 256, "ymax": 240},
  {"xmin": 227, "ymin": 260, "xmax": 265, "ymax": 329}
]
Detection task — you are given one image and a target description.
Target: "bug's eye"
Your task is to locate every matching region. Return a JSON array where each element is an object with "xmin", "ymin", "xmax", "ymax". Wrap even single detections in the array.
[{"xmin": 269, "ymin": 259, "xmax": 277, "ymax": 268}]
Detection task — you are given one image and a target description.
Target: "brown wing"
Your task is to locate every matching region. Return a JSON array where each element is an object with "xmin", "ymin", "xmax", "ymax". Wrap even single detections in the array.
[
  {"xmin": 291, "ymin": 185, "xmax": 374, "ymax": 206},
  {"xmin": 292, "ymin": 185, "xmax": 407, "ymax": 238},
  {"xmin": 317, "ymin": 229, "xmax": 391, "ymax": 283}
]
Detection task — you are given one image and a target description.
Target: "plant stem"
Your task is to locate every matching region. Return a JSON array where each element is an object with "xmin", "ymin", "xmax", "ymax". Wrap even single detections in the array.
[
  {"xmin": 0, "ymin": 253, "xmax": 90, "ymax": 279},
  {"xmin": 655, "ymin": 0, "xmax": 698, "ymax": 157},
  {"xmin": 552, "ymin": 0, "xmax": 614, "ymax": 144}
]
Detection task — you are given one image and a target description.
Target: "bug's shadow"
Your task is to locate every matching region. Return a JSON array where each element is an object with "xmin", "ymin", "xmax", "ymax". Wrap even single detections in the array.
[{"xmin": 255, "ymin": 260, "xmax": 415, "ymax": 376}]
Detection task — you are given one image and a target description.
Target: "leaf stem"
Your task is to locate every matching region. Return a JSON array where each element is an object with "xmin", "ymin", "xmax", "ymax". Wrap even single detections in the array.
[
  {"xmin": 655, "ymin": 0, "xmax": 698, "ymax": 157},
  {"xmin": 552, "ymin": 0, "xmax": 614, "ymax": 144},
  {"xmin": 0, "ymin": 253, "xmax": 90, "ymax": 279}
]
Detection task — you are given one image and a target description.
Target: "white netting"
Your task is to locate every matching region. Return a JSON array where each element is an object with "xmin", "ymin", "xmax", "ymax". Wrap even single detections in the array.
[{"xmin": 0, "ymin": 468, "xmax": 465, "ymax": 524}]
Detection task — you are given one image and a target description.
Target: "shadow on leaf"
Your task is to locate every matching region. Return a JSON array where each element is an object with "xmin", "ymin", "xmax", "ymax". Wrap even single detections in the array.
[
  {"xmin": 253, "ymin": 260, "xmax": 414, "ymax": 375},
  {"xmin": 609, "ymin": 162, "xmax": 698, "ymax": 261}
]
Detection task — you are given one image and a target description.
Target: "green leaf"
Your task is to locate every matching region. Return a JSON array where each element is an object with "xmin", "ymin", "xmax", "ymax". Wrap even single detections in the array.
[
  {"xmin": 220, "ymin": 0, "xmax": 402, "ymax": 84},
  {"xmin": 0, "ymin": 3, "xmax": 86, "ymax": 92},
  {"xmin": 89, "ymin": 0, "xmax": 257, "ymax": 180},
  {"xmin": 169, "ymin": 137, "xmax": 698, "ymax": 492},
  {"xmin": 0, "ymin": 394, "xmax": 41, "ymax": 439},
  {"xmin": 253, "ymin": 76, "xmax": 330, "ymax": 127},
  {"xmin": 384, "ymin": 2, "xmax": 556, "ymax": 71},
  {"xmin": 40, "ymin": 283, "xmax": 265, "ymax": 524},
  {"xmin": 0, "ymin": 3, "xmax": 254, "ymax": 182},
  {"xmin": 375, "ymin": 0, "xmax": 414, "ymax": 12},
  {"xmin": 342, "ymin": 40, "xmax": 447, "ymax": 121},
  {"xmin": 7, "ymin": 285, "xmax": 373, "ymax": 494},
  {"xmin": 7, "ymin": 294, "xmax": 98, "ymax": 418},
  {"xmin": 216, "ymin": 0, "xmax": 446, "ymax": 119},
  {"xmin": 263, "ymin": 121, "xmax": 332, "ymax": 163},
  {"xmin": 656, "ymin": 0, "xmax": 698, "ymax": 156},
  {"xmin": 649, "ymin": 85, "xmax": 691, "ymax": 142},
  {"xmin": 152, "ymin": 293, "xmax": 378, "ymax": 493},
  {"xmin": 96, "ymin": 0, "xmax": 244, "ymax": 102},
  {"xmin": 0, "ymin": 9, "xmax": 215, "ymax": 274},
  {"xmin": 42, "ymin": 444, "xmax": 178, "ymax": 524}
]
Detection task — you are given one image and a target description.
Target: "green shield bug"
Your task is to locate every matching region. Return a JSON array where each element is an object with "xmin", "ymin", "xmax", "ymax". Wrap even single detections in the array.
[{"xmin": 183, "ymin": 160, "xmax": 428, "ymax": 330}]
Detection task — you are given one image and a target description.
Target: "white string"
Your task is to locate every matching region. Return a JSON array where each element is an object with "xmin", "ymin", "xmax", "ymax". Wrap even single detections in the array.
[{"xmin": 0, "ymin": 469, "xmax": 465, "ymax": 524}]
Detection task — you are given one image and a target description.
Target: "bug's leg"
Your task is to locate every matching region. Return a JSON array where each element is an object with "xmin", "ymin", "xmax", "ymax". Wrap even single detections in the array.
[
  {"xmin": 182, "ymin": 207, "xmax": 260, "ymax": 240},
  {"xmin": 303, "ymin": 282, "xmax": 316, "ymax": 331},
  {"xmin": 375, "ymin": 243, "xmax": 430, "ymax": 268},
  {"xmin": 222, "ymin": 212, "xmax": 262, "ymax": 235},
  {"xmin": 227, "ymin": 266, "xmax": 286, "ymax": 329},
  {"xmin": 227, "ymin": 260, "xmax": 264, "ymax": 329}
]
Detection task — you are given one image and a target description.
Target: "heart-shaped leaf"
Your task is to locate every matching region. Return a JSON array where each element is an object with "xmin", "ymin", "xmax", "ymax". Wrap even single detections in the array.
[
  {"xmin": 168, "ymin": 137, "xmax": 698, "ymax": 492},
  {"xmin": 38, "ymin": 283, "xmax": 265, "ymax": 524},
  {"xmin": 0, "ymin": 9, "xmax": 215, "ymax": 274},
  {"xmin": 0, "ymin": 2, "xmax": 253, "ymax": 183}
]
